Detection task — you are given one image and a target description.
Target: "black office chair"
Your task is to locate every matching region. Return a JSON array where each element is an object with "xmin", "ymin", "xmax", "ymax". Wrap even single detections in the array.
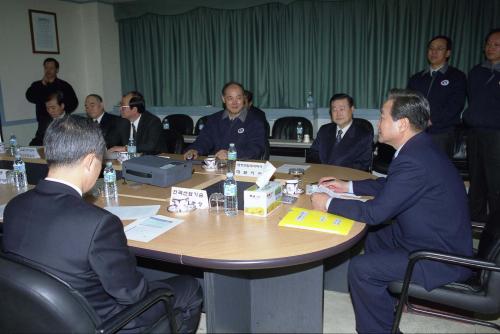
[
  {"xmin": 389, "ymin": 212, "xmax": 500, "ymax": 333},
  {"xmin": 163, "ymin": 129, "xmax": 185, "ymax": 154},
  {"xmin": 0, "ymin": 253, "xmax": 178, "ymax": 334},
  {"xmin": 372, "ymin": 142, "xmax": 395, "ymax": 175},
  {"xmin": 164, "ymin": 114, "xmax": 194, "ymax": 136},
  {"xmin": 271, "ymin": 116, "xmax": 313, "ymax": 140},
  {"xmin": 194, "ymin": 116, "xmax": 209, "ymax": 135}
]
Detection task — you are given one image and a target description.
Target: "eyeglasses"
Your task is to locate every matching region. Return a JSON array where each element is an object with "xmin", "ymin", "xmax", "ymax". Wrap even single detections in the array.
[
  {"xmin": 119, "ymin": 105, "xmax": 131, "ymax": 111},
  {"xmin": 428, "ymin": 47, "xmax": 447, "ymax": 52}
]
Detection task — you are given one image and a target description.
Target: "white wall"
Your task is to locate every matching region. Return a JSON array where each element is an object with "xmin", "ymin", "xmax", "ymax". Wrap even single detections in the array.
[{"xmin": 0, "ymin": 0, "xmax": 121, "ymax": 145}]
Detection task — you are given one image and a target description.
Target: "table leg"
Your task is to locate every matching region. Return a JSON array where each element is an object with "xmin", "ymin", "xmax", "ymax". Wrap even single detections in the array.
[{"xmin": 204, "ymin": 261, "xmax": 324, "ymax": 333}]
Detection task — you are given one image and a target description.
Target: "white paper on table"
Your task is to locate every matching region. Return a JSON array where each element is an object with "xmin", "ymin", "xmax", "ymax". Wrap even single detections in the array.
[
  {"xmin": 315, "ymin": 185, "xmax": 368, "ymax": 202},
  {"xmin": 256, "ymin": 161, "xmax": 276, "ymax": 188},
  {"xmin": 125, "ymin": 215, "xmax": 183, "ymax": 242},
  {"xmin": 275, "ymin": 164, "xmax": 311, "ymax": 174},
  {"xmin": 104, "ymin": 205, "xmax": 160, "ymax": 220},
  {"xmin": 0, "ymin": 204, "xmax": 6, "ymax": 220}
]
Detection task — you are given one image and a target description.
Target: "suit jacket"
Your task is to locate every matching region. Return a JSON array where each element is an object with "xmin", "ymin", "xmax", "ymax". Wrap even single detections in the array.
[
  {"xmin": 307, "ymin": 119, "xmax": 373, "ymax": 171},
  {"xmin": 2, "ymin": 180, "xmax": 149, "ymax": 326},
  {"xmin": 327, "ymin": 132, "xmax": 472, "ymax": 290},
  {"xmin": 136, "ymin": 110, "xmax": 166, "ymax": 155},
  {"xmin": 26, "ymin": 78, "xmax": 79, "ymax": 146},
  {"xmin": 187, "ymin": 109, "xmax": 266, "ymax": 159},
  {"xmin": 99, "ymin": 112, "xmax": 129, "ymax": 148}
]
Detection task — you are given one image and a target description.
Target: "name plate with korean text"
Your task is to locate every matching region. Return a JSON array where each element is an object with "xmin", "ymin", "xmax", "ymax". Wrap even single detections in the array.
[
  {"xmin": 170, "ymin": 187, "xmax": 209, "ymax": 209},
  {"xmin": 235, "ymin": 161, "xmax": 266, "ymax": 178},
  {"xmin": 19, "ymin": 147, "xmax": 41, "ymax": 159}
]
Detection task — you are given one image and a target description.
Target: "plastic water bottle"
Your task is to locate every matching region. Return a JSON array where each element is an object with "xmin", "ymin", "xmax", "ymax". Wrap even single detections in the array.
[
  {"xmin": 227, "ymin": 143, "xmax": 237, "ymax": 173},
  {"xmin": 0, "ymin": 135, "xmax": 5, "ymax": 154},
  {"xmin": 9, "ymin": 134, "xmax": 18, "ymax": 156},
  {"xmin": 103, "ymin": 162, "xmax": 118, "ymax": 198},
  {"xmin": 306, "ymin": 92, "xmax": 315, "ymax": 109},
  {"xmin": 224, "ymin": 172, "xmax": 238, "ymax": 216},
  {"xmin": 13, "ymin": 152, "xmax": 28, "ymax": 190},
  {"xmin": 162, "ymin": 117, "xmax": 170, "ymax": 130},
  {"xmin": 127, "ymin": 137, "xmax": 137, "ymax": 158},
  {"xmin": 296, "ymin": 122, "xmax": 304, "ymax": 142}
]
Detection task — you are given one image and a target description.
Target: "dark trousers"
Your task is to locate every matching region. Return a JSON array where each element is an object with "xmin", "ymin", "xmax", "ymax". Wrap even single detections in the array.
[
  {"xmin": 467, "ymin": 129, "xmax": 500, "ymax": 222},
  {"xmin": 429, "ymin": 130, "xmax": 455, "ymax": 159},
  {"xmin": 124, "ymin": 275, "xmax": 203, "ymax": 334},
  {"xmin": 348, "ymin": 226, "xmax": 426, "ymax": 333}
]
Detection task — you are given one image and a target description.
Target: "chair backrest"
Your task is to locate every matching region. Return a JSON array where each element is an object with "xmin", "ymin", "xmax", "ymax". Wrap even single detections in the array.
[
  {"xmin": 164, "ymin": 114, "xmax": 194, "ymax": 135},
  {"xmin": 163, "ymin": 129, "xmax": 185, "ymax": 154},
  {"xmin": 194, "ymin": 116, "xmax": 209, "ymax": 135},
  {"xmin": 477, "ymin": 211, "xmax": 500, "ymax": 298},
  {"xmin": 0, "ymin": 253, "xmax": 100, "ymax": 333},
  {"xmin": 271, "ymin": 117, "xmax": 313, "ymax": 140},
  {"xmin": 353, "ymin": 118, "xmax": 374, "ymax": 138},
  {"xmin": 372, "ymin": 142, "xmax": 396, "ymax": 174}
]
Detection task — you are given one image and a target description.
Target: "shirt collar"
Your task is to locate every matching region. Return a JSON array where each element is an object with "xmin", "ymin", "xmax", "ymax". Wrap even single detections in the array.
[
  {"xmin": 95, "ymin": 112, "xmax": 105, "ymax": 124},
  {"xmin": 425, "ymin": 63, "xmax": 448, "ymax": 75},
  {"xmin": 222, "ymin": 107, "xmax": 248, "ymax": 122},
  {"xmin": 45, "ymin": 177, "xmax": 83, "ymax": 197},
  {"xmin": 337, "ymin": 120, "xmax": 353, "ymax": 139},
  {"xmin": 132, "ymin": 114, "xmax": 142, "ymax": 128},
  {"xmin": 481, "ymin": 61, "xmax": 500, "ymax": 72}
]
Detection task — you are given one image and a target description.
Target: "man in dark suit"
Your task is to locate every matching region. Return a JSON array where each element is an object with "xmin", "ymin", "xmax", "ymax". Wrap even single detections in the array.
[
  {"xmin": 312, "ymin": 90, "xmax": 472, "ymax": 333},
  {"xmin": 306, "ymin": 94, "xmax": 373, "ymax": 171},
  {"xmin": 183, "ymin": 82, "xmax": 266, "ymax": 160},
  {"xmin": 109, "ymin": 91, "xmax": 166, "ymax": 155},
  {"xmin": 26, "ymin": 58, "xmax": 78, "ymax": 145},
  {"xmin": 85, "ymin": 94, "xmax": 129, "ymax": 148},
  {"xmin": 3, "ymin": 115, "xmax": 202, "ymax": 333},
  {"xmin": 407, "ymin": 35, "xmax": 467, "ymax": 158},
  {"xmin": 29, "ymin": 91, "xmax": 67, "ymax": 146}
]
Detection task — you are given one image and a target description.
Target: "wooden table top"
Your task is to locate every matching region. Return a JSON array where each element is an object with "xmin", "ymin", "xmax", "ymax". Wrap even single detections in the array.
[{"xmin": 1, "ymin": 157, "xmax": 373, "ymax": 271}]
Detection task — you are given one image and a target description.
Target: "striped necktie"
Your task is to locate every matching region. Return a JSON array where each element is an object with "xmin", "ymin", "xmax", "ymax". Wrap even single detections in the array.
[{"xmin": 335, "ymin": 129, "xmax": 343, "ymax": 145}]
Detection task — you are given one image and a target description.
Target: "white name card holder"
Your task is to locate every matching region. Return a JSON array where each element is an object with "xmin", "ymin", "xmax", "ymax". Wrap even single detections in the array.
[
  {"xmin": 170, "ymin": 187, "xmax": 209, "ymax": 209},
  {"xmin": 18, "ymin": 147, "xmax": 41, "ymax": 159},
  {"xmin": 235, "ymin": 161, "xmax": 266, "ymax": 178}
]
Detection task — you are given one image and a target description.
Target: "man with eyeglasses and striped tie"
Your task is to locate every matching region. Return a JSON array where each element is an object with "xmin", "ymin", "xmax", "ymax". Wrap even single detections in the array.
[{"xmin": 109, "ymin": 91, "xmax": 166, "ymax": 155}]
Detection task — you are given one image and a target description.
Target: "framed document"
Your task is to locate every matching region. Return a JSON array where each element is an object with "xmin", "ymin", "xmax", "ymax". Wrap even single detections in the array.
[{"xmin": 29, "ymin": 10, "xmax": 60, "ymax": 54}]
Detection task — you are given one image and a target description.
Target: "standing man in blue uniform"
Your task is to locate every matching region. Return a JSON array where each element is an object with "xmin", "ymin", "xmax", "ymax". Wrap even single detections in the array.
[
  {"xmin": 407, "ymin": 35, "xmax": 467, "ymax": 158},
  {"xmin": 306, "ymin": 93, "xmax": 373, "ymax": 171},
  {"xmin": 184, "ymin": 82, "xmax": 266, "ymax": 160},
  {"xmin": 311, "ymin": 89, "xmax": 472, "ymax": 333},
  {"xmin": 463, "ymin": 28, "xmax": 500, "ymax": 223}
]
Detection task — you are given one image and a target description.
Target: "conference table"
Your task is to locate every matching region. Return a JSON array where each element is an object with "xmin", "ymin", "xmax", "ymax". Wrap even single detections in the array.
[{"xmin": 0, "ymin": 151, "xmax": 373, "ymax": 333}]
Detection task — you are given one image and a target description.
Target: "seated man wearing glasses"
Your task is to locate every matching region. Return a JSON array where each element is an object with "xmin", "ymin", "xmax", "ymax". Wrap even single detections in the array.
[{"xmin": 109, "ymin": 91, "xmax": 166, "ymax": 155}]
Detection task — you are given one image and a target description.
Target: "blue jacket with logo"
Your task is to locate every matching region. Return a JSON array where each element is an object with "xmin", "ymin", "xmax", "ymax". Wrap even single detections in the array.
[
  {"xmin": 407, "ymin": 65, "xmax": 466, "ymax": 133},
  {"xmin": 187, "ymin": 109, "xmax": 266, "ymax": 159}
]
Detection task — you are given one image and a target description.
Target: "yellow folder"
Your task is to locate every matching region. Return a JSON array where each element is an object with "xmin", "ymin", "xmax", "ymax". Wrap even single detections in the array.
[{"xmin": 278, "ymin": 207, "xmax": 355, "ymax": 235}]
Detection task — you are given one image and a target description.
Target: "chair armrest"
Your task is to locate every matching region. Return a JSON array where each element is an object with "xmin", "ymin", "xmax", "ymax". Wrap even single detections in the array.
[
  {"xmin": 95, "ymin": 288, "xmax": 176, "ymax": 334},
  {"xmin": 407, "ymin": 251, "xmax": 499, "ymax": 273}
]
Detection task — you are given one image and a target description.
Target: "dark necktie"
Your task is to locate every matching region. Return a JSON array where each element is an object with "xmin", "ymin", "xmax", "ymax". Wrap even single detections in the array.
[
  {"xmin": 335, "ymin": 129, "xmax": 343, "ymax": 145},
  {"xmin": 131, "ymin": 123, "xmax": 137, "ymax": 140}
]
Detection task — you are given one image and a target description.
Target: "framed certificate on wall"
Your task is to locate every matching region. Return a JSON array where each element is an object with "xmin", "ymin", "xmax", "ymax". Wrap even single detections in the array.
[{"xmin": 29, "ymin": 9, "xmax": 60, "ymax": 54}]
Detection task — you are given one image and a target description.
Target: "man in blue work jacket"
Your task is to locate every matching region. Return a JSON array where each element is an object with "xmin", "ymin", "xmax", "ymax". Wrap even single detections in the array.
[{"xmin": 184, "ymin": 81, "xmax": 267, "ymax": 160}]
